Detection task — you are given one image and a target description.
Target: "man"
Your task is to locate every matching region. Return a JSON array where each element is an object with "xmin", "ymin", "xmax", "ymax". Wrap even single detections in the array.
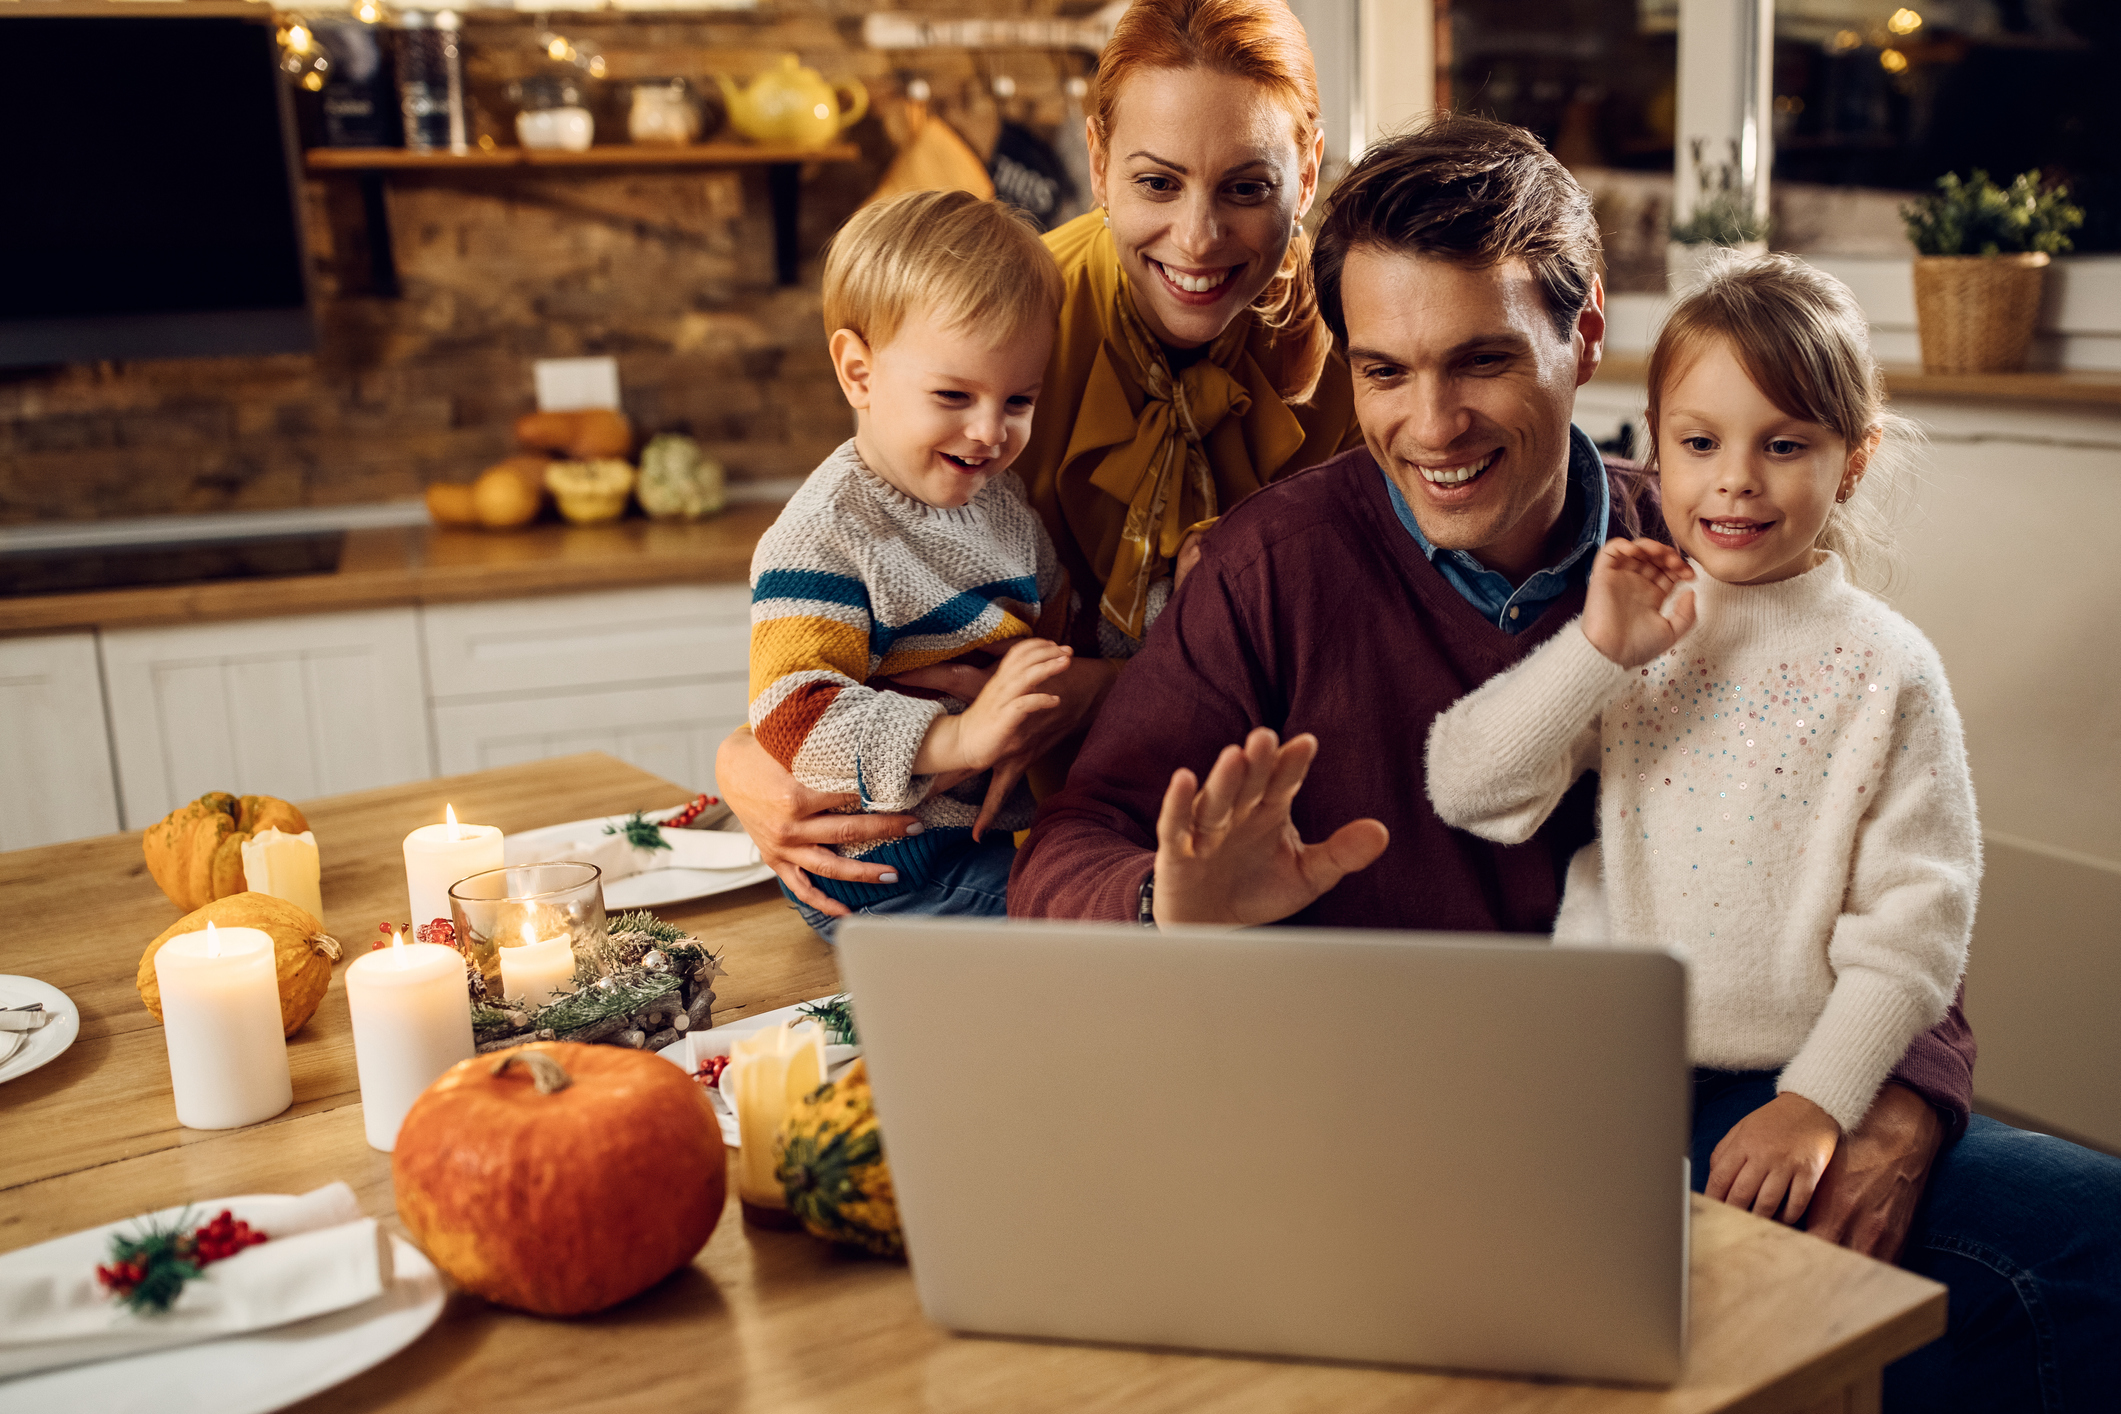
[{"xmin": 1011, "ymin": 113, "xmax": 2119, "ymax": 1409}]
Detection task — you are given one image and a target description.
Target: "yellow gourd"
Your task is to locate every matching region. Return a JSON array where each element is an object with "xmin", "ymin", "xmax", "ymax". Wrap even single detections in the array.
[
  {"xmin": 143, "ymin": 793, "xmax": 310, "ymax": 911},
  {"xmin": 137, "ymin": 892, "xmax": 343, "ymax": 1036}
]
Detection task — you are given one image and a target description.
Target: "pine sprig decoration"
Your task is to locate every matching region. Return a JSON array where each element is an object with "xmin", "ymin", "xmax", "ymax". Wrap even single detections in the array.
[
  {"xmin": 97, "ymin": 1209, "xmax": 268, "ymax": 1313},
  {"xmin": 535, "ymin": 972, "xmax": 680, "ymax": 1036},
  {"xmin": 608, "ymin": 909, "xmax": 689, "ymax": 945},
  {"xmin": 604, "ymin": 812, "xmax": 671, "ymax": 852},
  {"xmin": 798, "ymin": 994, "xmax": 859, "ymax": 1046}
]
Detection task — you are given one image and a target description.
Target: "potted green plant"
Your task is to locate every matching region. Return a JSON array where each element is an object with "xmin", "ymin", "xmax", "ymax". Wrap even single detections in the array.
[
  {"xmin": 1668, "ymin": 140, "xmax": 1770, "ymax": 294},
  {"xmin": 1901, "ymin": 170, "xmax": 2084, "ymax": 374}
]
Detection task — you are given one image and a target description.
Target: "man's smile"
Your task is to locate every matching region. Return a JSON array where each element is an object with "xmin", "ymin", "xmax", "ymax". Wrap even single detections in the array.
[{"xmin": 1415, "ymin": 451, "xmax": 1495, "ymax": 487}]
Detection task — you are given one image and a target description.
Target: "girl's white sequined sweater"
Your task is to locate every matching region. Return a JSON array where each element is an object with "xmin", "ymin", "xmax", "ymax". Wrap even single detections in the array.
[{"xmin": 1425, "ymin": 553, "xmax": 1979, "ymax": 1132}]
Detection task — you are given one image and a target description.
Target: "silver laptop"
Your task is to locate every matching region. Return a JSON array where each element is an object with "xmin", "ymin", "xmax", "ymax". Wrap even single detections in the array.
[{"xmin": 836, "ymin": 916, "xmax": 1690, "ymax": 1385}]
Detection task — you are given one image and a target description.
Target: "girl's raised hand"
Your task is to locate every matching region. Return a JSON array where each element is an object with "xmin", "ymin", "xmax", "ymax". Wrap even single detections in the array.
[{"xmin": 1583, "ymin": 537, "xmax": 1697, "ymax": 667}]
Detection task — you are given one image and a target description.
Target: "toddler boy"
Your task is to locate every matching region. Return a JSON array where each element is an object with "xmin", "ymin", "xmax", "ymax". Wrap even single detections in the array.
[{"xmin": 747, "ymin": 189, "xmax": 1077, "ymax": 937}]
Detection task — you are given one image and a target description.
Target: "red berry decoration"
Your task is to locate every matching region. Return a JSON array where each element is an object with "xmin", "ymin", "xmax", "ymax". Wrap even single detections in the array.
[{"xmin": 96, "ymin": 1208, "xmax": 271, "ymax": 1312}]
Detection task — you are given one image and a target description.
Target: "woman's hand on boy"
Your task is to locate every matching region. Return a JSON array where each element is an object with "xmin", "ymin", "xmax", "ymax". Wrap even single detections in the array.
[
  {"xmin": 714, "ymin": 727, "xmax": 922, "ymax": 917},
  {"xmin": 1706, "ymin": 1090, "xmax": 1842, "ymax": 1225},
  {"xmin": 1583, "ymin": 537, "xmax": 1697, "ymax": 668}
]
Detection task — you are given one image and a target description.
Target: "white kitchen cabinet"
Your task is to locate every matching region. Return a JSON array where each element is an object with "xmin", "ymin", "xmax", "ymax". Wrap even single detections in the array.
[
  {"xmin": 422, "ymin": 585, "xmax": 752, "ymax": 796},
  {"xmin": 99, "ymin": 608, "xmax": 434, "ymax": 828},
  {"xmin": 0, "ymin": 633, "xmax": 122, "ymax": 848},
  {"xmin": 431, "ymin": 681, "xmax": 749, "ymax": 790},
  {"xmin": 420, "ymin": 584, "xmax": 751, "ymax": 699}
]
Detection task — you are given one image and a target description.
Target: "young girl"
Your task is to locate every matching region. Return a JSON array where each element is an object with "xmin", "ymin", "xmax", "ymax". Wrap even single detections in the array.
[{"xmin": 1425, "ymin": 253, "xmax": 1979, "ymax": 1228}]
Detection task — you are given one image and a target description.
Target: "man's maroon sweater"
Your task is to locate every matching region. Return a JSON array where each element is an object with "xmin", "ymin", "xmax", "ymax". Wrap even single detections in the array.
[{"xmin": 1011, "ymin": 446, "xmax": 1977, "ymax": 1133}]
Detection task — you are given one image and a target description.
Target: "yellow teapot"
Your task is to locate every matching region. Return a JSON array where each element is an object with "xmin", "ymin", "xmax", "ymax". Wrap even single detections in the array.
[{"xmin": 715, "ymin": 55, "xmax": 868, "ymax": 150}]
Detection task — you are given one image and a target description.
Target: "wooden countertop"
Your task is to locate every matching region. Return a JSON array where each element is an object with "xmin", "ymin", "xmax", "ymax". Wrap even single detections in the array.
[
  {"xmin": 1592, "ymin": 354, "xmax": 2121, "ymax": 408},
  {"xmin": 0, "ymin": 753, "xmax": 1947, "ymax": 1412},
  {"xmin": 0, "ymin": 506, "xmax": 779, "ymax": 638}
]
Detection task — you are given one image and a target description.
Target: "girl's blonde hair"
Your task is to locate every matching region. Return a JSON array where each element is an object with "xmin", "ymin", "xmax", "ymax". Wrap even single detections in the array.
[
  {"xmin": 824, "ymin": 190, "xmax": 1064, "ymax": 349},
  {"xmin": 1646, "ymin": 251, "xmax": 1919, "ymax": 592}
]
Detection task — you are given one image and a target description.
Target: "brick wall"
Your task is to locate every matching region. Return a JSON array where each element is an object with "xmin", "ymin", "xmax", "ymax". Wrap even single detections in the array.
[{"xmin": 0, "ymin": 2, "xmax": 1090, "ymax": 525}]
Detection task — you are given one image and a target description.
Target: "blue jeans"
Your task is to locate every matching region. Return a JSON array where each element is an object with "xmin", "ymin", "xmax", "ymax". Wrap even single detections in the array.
[
  {"xmin": 783, "ymin": 836, "xmax": 1015, "ymax": 943},
  {"xmin": 1692, "ymin": 1070, "xmax": 2121, "ymax": 1412}
]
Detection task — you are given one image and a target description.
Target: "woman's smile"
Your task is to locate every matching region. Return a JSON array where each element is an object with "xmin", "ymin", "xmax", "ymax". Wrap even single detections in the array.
[{"xmin": 1146, "ymin": 257, "xmax": 1243, "ymax": 301}]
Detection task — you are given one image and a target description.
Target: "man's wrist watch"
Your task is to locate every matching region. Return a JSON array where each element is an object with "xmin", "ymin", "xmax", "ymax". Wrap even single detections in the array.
[{"xmin": 1136, "ymin": 869, "xmax": 1156, "ymax": 928}]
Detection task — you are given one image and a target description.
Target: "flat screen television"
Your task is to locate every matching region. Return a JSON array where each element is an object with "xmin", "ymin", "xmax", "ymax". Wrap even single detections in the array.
[{"xmin": 0, "ymin": 9, "xmax": 315, "ymax": 367}]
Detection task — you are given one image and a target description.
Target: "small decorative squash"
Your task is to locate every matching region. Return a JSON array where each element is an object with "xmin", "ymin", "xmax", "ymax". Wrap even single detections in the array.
[
  {"xmin": 472, "ymin": 460, "xmax": 546, "ymax": 529},
  {"xmin": 393, "ymin": 1043, "xmax": 727, "ymax": 1316},
  {"xmin": 545, "ymin": 458, "xmax": 636, "ymax": 525},
  {"xmin": 513, "ymin": 409, "xmax": 633, "ymax": 460},
  {"xmin": 637, "ymin": 433, "xmax": 726, "ymax": 521},
  {"xmin": 137, "ymin": 892, "xmax": 343, "ymax": 1036},
  {"xmin": 776, "ymin": 1058, "xmax": 902, "ymax": 1257},
  {"xmin": 143, "ymin": 793, "xmax": 310, "ymax": 911}
]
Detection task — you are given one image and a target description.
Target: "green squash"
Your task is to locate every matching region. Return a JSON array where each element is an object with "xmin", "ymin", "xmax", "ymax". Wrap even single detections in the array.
[
  {"xmin": 636, "ymin": 433, "xmax": 726, "ymax": 521},
  {"xmin": 775, "ymin": 1058, "xmax": 902, "ymax": 1257}
]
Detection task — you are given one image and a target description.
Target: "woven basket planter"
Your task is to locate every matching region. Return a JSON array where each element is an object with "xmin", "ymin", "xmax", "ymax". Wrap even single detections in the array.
[{"xmin": 1912, "ymin": 253, "xmax": 2049, "ymax": 374}]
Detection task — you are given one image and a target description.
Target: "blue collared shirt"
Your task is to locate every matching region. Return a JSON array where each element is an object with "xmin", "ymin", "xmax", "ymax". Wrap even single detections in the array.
[{"xmin": 1382, "ymin": 425, "xmax": 1610, "ymax": 633}]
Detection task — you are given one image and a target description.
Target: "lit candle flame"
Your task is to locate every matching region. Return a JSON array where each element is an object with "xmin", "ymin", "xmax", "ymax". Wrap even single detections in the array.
[
  {"xmin": 392, "ymin": 927, "xmax": 408, "ymax": 966},
  {"xmin": 522, "ymin": 921, "xmax": 541, "ymax": 948},
  {"xmin": 445, "ymin": 804, "xmax": 460, "ymax": 841},
  {"xmin": 206, "ymin": 920, "xmax": 220, "ymax": 958}
]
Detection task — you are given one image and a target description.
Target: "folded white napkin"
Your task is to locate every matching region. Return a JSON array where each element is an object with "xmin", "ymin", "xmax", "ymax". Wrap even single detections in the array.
[
  {"xmin": 512, "ymin": 823, "xmax": 761, "ymax": 883},
  {"xmin": 0, "ymin": 1182, "xmax": 390, "ymax": 1379}
]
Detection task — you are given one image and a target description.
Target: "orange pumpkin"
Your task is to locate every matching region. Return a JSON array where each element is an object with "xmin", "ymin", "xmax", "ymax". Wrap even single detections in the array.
[
  {"xmin": 393, "ymin": 1043, "xmax": 727, "ymax": 1316},
  {"xmin": 142, "ymin": 793, "xmax": 310, "ymax": 911}
]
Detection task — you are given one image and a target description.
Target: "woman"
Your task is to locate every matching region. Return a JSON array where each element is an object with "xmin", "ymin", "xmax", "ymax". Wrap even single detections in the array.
[{"xmin": 720, "ymin": 0, "xmax": 1363, "ymax": 917}]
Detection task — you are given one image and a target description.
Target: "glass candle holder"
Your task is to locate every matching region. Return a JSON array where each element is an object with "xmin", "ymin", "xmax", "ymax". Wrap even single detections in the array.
[{"xmin": 449, "ymin": 862, "xmax": 606, "ymax": 998}]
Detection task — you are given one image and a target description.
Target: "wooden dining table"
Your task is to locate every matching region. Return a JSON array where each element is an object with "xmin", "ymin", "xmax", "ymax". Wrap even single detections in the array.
[{"xmin": 0, "ymin": 752, "xmax": 1947, "ymax": 1413}]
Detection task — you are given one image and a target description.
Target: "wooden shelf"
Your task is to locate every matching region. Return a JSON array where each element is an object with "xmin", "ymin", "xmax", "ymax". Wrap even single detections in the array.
[
  {"xmin": 305, "ymin": 142, "xmax": 862, "ymax": 290},
  {"xmin": 304, "ymin": 142, "xmax": 860, "ymax": 171},
  {"xmin": 1593, "ymin": 355, "xmax": 2121, "ymax": 410}
]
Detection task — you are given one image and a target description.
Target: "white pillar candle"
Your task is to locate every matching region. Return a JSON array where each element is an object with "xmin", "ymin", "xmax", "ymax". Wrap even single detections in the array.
[
  {"xmin": 402, "ymin": 804, "xmax": 503, "ymax": 932},
  {"xmin": 242, "ymin": 827, "xmax": 325, "ymax": 920},
  {"xmin": 154, "ymin": 922, "xmax": 293, "ymax": 1130},
  {"xmin": 497, "ymin": 926, "xmax": 576, "ymax": 1012},
  {"xmin": 726, "ymin": 1018, "xmax": 826, "ymax": 1218},
  {"xmin": 345, "ymin": 929, "xmax": 477, "ymax": 1151}
]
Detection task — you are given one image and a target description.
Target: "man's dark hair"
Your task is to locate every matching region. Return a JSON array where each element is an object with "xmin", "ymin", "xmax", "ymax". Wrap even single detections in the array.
[{"xmin": 1314, "ymin": 112, "xmax": 1602, "ymax": 345}]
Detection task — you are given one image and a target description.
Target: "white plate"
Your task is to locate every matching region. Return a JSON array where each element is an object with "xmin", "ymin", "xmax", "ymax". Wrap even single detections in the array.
[
  {"xmin": 0, "ymin": 976, "xmax": 80, "ymax": 1086},
  {"xmin": 656, "ymin": 996, "xmax": 860, "ymax": 1149},
  {"xmin": 504, "ymin": 811, "xmax": 775, "ymax": 910},
  {"xmin": 0, "ymin": 1195, "xmax": 445, "ymax": 1414}
]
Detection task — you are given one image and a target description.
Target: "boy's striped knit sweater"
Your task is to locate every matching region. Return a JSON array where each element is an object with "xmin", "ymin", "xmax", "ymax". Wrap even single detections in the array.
[{"xmin": 749, "ymin": 439, "xmax": 1069, "ymax": 904}]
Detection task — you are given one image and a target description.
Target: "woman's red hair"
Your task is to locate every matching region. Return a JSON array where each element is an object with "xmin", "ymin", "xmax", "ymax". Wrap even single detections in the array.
[{"xmin": 1094, "ymin": 0, "xmax": 1331, "ymax": 402}]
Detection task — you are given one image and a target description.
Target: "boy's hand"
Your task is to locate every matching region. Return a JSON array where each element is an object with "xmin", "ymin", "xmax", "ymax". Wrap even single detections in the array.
[
  {"xmin": 1583, "ymin": 537, "xmax": 1696, "ymax": 668},
  {"xmin": 1706, "ymin": 1091, "xmax": 1842, "ymax": 1225},
  {"xmin": 913, "ymin": 638, "xmax": 1071, "ymax": 782},
  {"xmin": 967, "ymin": 655, "xmax": 1120, "ymax": 841}
]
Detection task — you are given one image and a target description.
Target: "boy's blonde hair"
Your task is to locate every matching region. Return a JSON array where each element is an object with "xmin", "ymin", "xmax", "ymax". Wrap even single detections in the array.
[
  {"xmin": 1647, "ymin": 251, "xmax": 1919, "ymax": 592},
  {"xmin": 823, "ymin": 190, "xmax": 1064, "ymax": 350}
]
